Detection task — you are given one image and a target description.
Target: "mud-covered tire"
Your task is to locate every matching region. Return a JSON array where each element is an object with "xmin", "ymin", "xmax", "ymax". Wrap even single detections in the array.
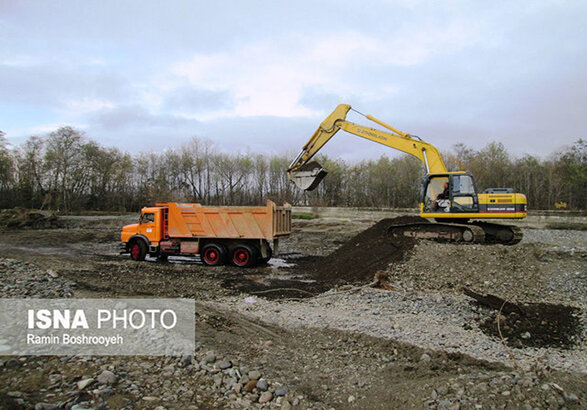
[
  {"xmin": 201, "ymin": 243, "xmax": 227, "ymax": 266},
  {"xmin": 230, "ymin": 244, "xmax": 257, "ymax": 268},
  {"xmin": 130, "ymin": 240, "xmax": 147, "ymax": 261},
  {"xmin": 259, "ymin": 245, "xmax": 272, "ymax": 265}
]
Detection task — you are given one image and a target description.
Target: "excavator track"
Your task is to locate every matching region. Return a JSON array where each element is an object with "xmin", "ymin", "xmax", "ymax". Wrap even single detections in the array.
[
  {"xmin": 388, "ymin": 221, "xmax": 523, "ymax": 245},
  {"xmin": 471, "ymin": 222, "xmax": 523, "ymax": 245},
  {"xmin": 389, "ymin": 222, "xmax": 486, "ymax": 244}
]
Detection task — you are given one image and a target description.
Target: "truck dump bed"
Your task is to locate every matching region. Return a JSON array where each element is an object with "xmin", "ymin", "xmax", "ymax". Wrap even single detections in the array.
[{"xmin": 155, "ymin": 200, "xmax": 291, "ymax": 240}]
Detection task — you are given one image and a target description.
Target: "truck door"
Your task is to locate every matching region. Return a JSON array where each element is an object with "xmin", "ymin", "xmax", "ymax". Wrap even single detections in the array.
[
  {"xmin": 450, "ymin": 174, "xmax": 479, "ymax": 213},
  {"xmin": 139, "ymin": 209, "xmax": 162, "ymax": 243}
]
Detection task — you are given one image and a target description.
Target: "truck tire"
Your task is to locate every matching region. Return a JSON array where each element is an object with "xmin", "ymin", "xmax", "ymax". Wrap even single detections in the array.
[
  {"xmin": 259, "ymin": 245, "xmax": 272, "ymax": 265},
  {"xmin": 130, "ymin": 240, "xmax": 147, "ymax": 261},
  {"xmin": 201, "ymin": 243, "xmax": 227, "ymax": 266},
  {"xmin": 230, "ymin": 244, "xmax": 257, "ymax": 268}
]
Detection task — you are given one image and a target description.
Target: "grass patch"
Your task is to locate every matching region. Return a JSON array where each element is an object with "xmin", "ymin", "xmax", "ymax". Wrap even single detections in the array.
[{"xmin": 292, "ymin": 212, "xmax": 319, "ymax": 220}]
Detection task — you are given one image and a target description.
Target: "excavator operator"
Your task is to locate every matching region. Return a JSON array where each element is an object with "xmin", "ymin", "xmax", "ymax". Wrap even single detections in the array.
[{"xmin": 434, "ymin": 182, "xmax": 450, "ymax": 211}]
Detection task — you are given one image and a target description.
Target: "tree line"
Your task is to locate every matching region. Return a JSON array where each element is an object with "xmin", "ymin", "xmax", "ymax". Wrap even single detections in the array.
[{"xmin": 0, "ymin": 127, "xmax": 584, "ymax": 212}]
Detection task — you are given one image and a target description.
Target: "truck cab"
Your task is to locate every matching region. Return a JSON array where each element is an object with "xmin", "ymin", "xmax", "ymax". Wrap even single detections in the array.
[{"xmin": 120, "ymin": 207, "xmax": 164, "ymax": 260}]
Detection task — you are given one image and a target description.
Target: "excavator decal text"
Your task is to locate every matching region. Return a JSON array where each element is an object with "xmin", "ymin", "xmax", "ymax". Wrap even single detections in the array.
[{"xmin": 356, "ymin": 128, "xmax": 386, "ymax": 141}]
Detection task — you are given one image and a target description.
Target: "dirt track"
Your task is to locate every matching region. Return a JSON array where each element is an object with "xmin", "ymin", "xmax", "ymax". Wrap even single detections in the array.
[{"xmin": 0, "ymin": 213, "xmax": 586, "ymax": 409}]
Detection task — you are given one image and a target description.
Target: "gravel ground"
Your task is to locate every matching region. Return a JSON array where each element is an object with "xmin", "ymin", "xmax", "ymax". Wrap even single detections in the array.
[
  {"xmin": 521, "ymin": 228, "xmax": 587, "ymax": 250},
  {"xmin": 0, "ymin": 216, "xmax": 586, "ymax": 409},
  {"xmin": 219, "ymin": 287, "xmax": 587, "ymax": 374}
]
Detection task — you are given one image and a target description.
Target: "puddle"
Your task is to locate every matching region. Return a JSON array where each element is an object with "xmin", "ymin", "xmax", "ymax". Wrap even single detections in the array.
[
  {"xmin": 268, "ymin": 258, "xmax": 295, "ymax": 268},
  {"xmin": 166, "ymin": 255, "xmax": 200, "ymax": 265},
  {"xmin": 0, "ymin": 244, "xmax": 79, "ymax": 257}
]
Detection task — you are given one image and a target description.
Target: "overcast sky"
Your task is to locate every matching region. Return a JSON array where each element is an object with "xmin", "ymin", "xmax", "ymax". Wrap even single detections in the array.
[{"xmin": 1, "ymin": 0, "xmax": 585, "ymax": 161}]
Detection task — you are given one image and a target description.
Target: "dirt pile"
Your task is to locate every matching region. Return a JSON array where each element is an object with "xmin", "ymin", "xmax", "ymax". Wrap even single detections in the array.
[
  {"xmin": 0, "ymin": 208, "xmax": 62, "ymax": 229},
  {"xmin": 308, "ymin": 216, "xmax": 423, "ymax": 283},
  {"xmin": 224, "ymin": 217, "xmax": 423, "ymax": 299},
  {"xmin": 478, "ymin": 302, "xmax": 583, "ymax": 349}
]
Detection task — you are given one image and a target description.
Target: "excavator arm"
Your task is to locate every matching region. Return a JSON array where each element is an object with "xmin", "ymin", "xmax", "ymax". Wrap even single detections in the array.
[{"xmin": 287, "ymin": 104, "xmax": 447, "ymax": 190}]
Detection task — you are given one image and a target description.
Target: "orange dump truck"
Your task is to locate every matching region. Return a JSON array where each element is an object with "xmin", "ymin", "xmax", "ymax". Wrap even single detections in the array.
[{"xmin": 120, "ymin": 200, "xmax": 291, "ymax": 267}]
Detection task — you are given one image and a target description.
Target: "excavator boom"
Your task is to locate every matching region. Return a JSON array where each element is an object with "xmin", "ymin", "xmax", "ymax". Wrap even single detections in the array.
[{"xmin": 287, "ymin": 104, "xmax": 447, "ymax": 190}]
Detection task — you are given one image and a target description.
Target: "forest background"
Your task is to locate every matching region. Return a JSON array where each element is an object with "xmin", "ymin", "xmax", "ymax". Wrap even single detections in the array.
[{"xmin": 0, "ymin": 127, "xmax": 584, "ymax": 212}]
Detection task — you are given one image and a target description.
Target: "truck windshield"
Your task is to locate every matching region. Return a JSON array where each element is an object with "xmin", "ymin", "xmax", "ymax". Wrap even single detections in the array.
[{"xmin": 141, "ymin": 213, "xmax": 155, "ymax": 223}]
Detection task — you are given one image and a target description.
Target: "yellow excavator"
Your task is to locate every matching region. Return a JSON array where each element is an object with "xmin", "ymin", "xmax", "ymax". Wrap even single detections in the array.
[{"xmin": 287, "ymin": 104, "xmax": 527, "ymax": 244}]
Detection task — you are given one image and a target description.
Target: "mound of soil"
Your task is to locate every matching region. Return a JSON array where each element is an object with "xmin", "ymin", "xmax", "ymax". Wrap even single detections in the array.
[
  {"xmin": 307, "ymin": 216, "xmax": 423, "ymax": 283},
  {"xmin": 223, "ymin": 216, "xmax": 424, "ymax": 300},
  {"xmin": 478, "ymin": 302, "xmax": 583, "ymax": 349},
  {"xmin": 0, "ymin": 208, "xmax": 62, "ymax": 230}
]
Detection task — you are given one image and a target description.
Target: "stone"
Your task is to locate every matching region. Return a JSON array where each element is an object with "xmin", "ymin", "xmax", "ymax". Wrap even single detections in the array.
[
  {"xmin": 420, "ymin": 353, "xmax": 432, "ymax": 362},
  {"xmin": 257, "ymin": 379, "xmax": 268, "ymax": 391},
  {"xmin": 348, "ymin": 395, "xmax": 355, "ymax": 403},
  {"xmin": 204, "ymin": 352, "xmax": 216, "ymax": 364},
  {"xmin": 77, "ymin": 378, "xmax": 94, "ymax": 390},
  {"xmin": 437, "ymin": 385, "xmax": 449, "ymax": 395},
  {"xmin": 219, "ymin": 361, "xmax": 232, "ymax": 370},
  {"xmin": 97, "ymin": 370, "xmax": 117, "ymax": 385},
  {"xmin": 71, "ymin": 405, "xmax": 92, "ymax": 410},
  {"xmin": 259, "ymin": 391, "xmax": 273, "ymax": 404},
  {"xmin": 281, "ymin": 400, "xmax": 292, "ymax": 410},
  {"xmin": 181, "ymin": 355, "xmax": 193, "ymax": 367},
  {"xmin": 97, "ymin": 388, "xmax": 114, "ymax": 397},
  {"xmin": 249, "ymin": 370, "xmax": 262, "ymax": 380},
  {"xmin": 275, "ymin": 386, "xmax": 289, "ymax": 396},
  {"xmin": 563, "ymin": 392, "xmax": 579, "ymax": 403},
  {"xmin": 213, "ymin": 373, "xmax": 223, "ymax": 387},
  {"xmin": 4, "ymin": 359, "xmax": 21, "ymax": 369},
  {"xmin": 243, "ymin": 380, "xmax": 257, "ymax": 393},
  {"xmin": 35, "ymin": 404, "xmax": 58, "ymax": 410}
]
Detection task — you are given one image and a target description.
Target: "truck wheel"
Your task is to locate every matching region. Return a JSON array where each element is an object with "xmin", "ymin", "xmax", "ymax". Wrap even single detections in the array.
[
  {"xmin": 259, "ymin": 246, "xmax": 272, "ymax": 265},
  {"xmin": 231, "ymin": 244, "xmax": 257, "ymax": 268},
  {"xmin": 130, "ymin": 240, "xmax": 147, "ymax": 261},
  {"xmin": 201, "ymin": 243, "xmax": 227, "ymax": 266}
]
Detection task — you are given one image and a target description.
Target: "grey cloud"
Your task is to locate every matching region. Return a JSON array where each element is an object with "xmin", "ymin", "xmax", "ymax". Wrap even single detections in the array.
[
  {"xmin": 0, "ymin": 64, "xmax": 132, "ymax": 107},
  {"xmin": 299, "ymin": 89, "xmax": 343, "ymax": 111},
  {"xmin": 88, "ymin": 105, "xmax": 197, "ymax": 130},
  {"xmin": 85, "ymin": 105, "xmax": 202, "ymax": 152},
  {"xmin": 163, "ymin": 87, "xmax": 234, "ymax": 113}
]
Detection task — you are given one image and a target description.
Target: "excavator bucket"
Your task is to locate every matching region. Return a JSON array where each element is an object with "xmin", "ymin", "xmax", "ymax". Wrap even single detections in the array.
[{"xmin": 288, "ymin": 161, "xmax": 328, "ymax": 191}]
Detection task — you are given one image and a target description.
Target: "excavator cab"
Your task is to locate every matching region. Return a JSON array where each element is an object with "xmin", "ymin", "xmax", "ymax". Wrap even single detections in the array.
[{"xmin": 422, "ymin": 173, "xmax": 480, "ymax": 215}]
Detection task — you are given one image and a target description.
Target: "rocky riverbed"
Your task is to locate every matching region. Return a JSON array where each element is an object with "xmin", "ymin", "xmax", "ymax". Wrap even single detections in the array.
[{"xmin": 0, "ymin": 213, "xmax": 585, "ymax": 409}]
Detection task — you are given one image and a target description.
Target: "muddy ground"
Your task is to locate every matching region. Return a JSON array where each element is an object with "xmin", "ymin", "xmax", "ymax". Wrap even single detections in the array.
[{"xmin": 0, "ymin": 212, "xmax": 586, "ymax": 409}]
